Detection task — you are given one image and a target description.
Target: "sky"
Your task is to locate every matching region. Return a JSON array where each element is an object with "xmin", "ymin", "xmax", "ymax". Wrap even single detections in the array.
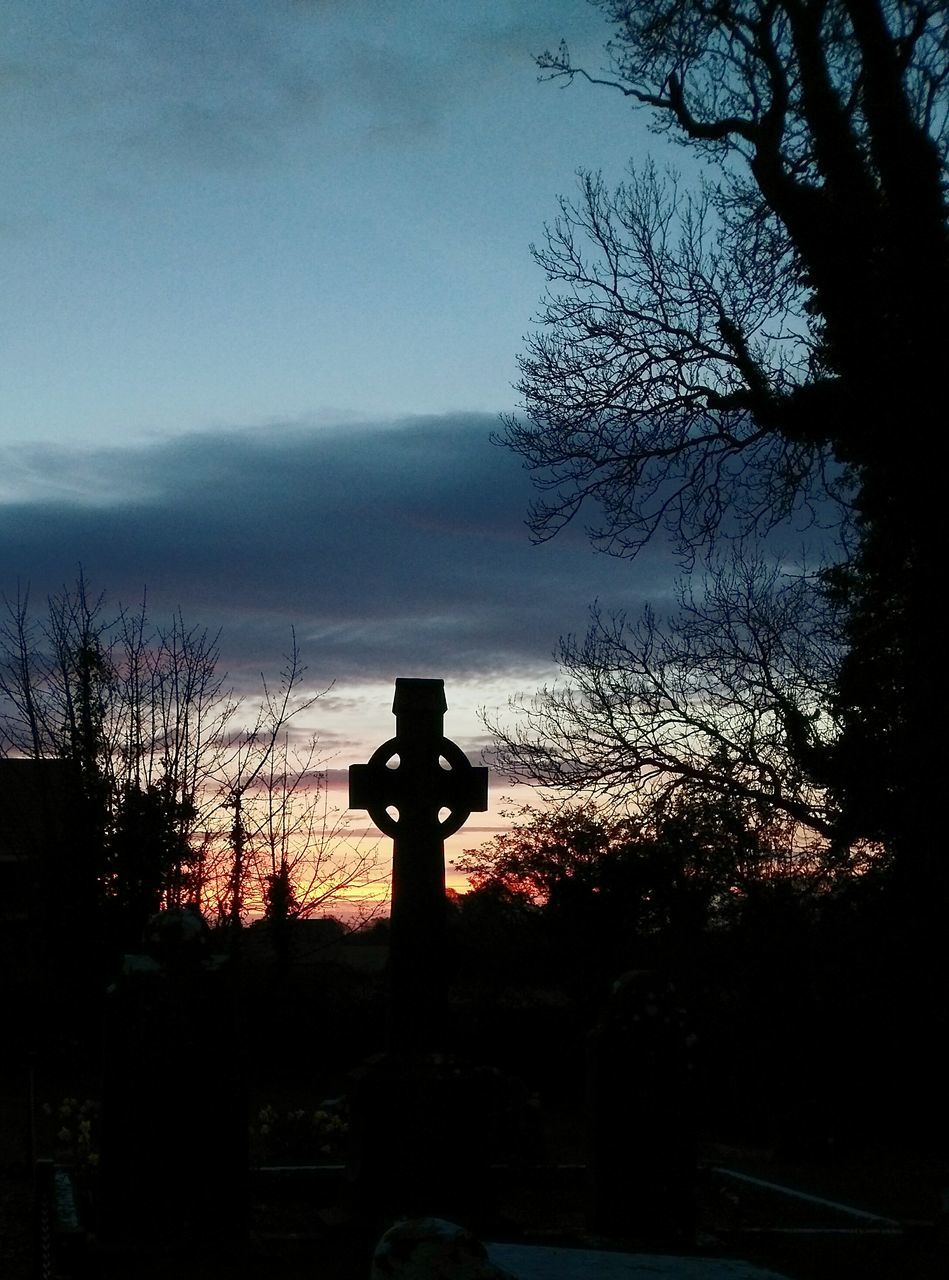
[{"xmin": 1, "ymin": 1, "xmax": 685, "ymax": 881}]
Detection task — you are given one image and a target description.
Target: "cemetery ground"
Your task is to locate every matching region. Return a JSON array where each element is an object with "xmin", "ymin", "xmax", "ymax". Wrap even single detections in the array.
[{"xmin": 3, "ymin": 925, "xmax": 947, "ymax": 1280}]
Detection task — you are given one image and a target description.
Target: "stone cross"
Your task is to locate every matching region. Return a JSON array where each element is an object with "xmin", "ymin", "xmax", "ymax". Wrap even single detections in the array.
[{"xmin": 350, "ymin": 678, "xmax": 488, "ymax": 1052}]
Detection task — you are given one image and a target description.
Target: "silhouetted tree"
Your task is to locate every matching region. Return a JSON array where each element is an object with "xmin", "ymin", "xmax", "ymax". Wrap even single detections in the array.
[
  {"xmin": 262, "ymin": 860, "xmax": 299, "ymax": 971},
  {"xmin": 492, "ymin": 551, "xmax": 840, "ymax": 844},
  {"xmin": 502, "ymin": 2, "xmax": 947, "ymax": 893},
  {"xmin": 0, "ymin": 575, "xmax": 235, "ymax": 942},
  {"xmin": 455, "ymin": 801, "xmax": 632, "ymax": 905},
  {"xmin": 456, "ymin": 793, "xmax": 835, "ymax": 980},
  {"xmin": 106, "ymin": 782, "xmax": 197, "ymax": 929},
  {"xmin": 195, "ymin": 635, "xmax": 381, "ymax": 937},
  {"xmin": 246, "ymin": 726, "xmax": 383, "ymax": 933},
  {"xmin": 0, "ymin": 578, "xmax": 377, "ymax": 943}
]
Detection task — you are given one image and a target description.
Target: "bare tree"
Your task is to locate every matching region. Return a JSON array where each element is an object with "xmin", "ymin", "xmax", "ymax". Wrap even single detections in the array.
[
  {"xmin": 247, "ymin": 734, "xmax": 383, "ymax": 923},
  {"xmin": 509, "ymin": 1, "xmax": 947, "ymax": 538},
  {"xmin": 504, "ymin": 163, "xmax": 844, "ymax": 560},
  {"xmin": 0, "ymin": 579, "xmax": 377, "ymax": 937},
  {"xmin": 491, "ymin": 550, "xmax": 839, "ymax": 843},
  {"xmin": 197, "ymin": 633, "xmax": 383, "ymax": 934},
  {"xmin": 218, "ymin": 732, "xmax": 386, "ymax": 964},
  {"xmin": 0, "ymin": 576, "xmax": 238, "ymax": 930}
]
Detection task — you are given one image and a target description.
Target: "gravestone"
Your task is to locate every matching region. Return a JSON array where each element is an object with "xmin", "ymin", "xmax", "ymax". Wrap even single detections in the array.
[
  {"xmin": 97, "ymin": 908, "xmax": 246, "ymax": 1258},
  {"xmin": 350, "ymin": 677, "xmax": 488, "ymax": 1053},
  {"xmin": 344, "ymin": 679, "xmax": 490, "ymax": 1223}
]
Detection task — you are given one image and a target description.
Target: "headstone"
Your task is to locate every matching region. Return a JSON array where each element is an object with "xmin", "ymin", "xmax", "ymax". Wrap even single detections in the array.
[
  {"xmin": 349, "ymin": 677, "xmax": 488, "ymax": 1053},
  {"xmin": 97, "ymin": 907, "xmax": 246, "ymax": 1258},
  {"xmin": 587, "ymin": 970, "xmax": 697, "ymax": 1247}
]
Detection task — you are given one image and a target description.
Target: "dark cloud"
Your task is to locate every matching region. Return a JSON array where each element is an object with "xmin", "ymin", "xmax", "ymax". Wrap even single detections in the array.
[{"xmin": 0, "ymin": 414, "xmax": 674, "ymax": 689}]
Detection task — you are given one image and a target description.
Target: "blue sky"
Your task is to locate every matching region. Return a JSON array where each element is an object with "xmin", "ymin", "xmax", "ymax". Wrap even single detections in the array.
[
  {"xmin": 3, "ymin": 0, "xmax": 660, "ymax": 444},
  {"xmin": 1, "ymin": 1, "xmax": 685, "ymax": 830}
]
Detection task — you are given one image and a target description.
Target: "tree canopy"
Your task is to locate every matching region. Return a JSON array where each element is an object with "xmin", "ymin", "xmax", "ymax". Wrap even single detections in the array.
[{"xmin": 456, "ymin": 792, "xmax": 840, "ymax": 949}]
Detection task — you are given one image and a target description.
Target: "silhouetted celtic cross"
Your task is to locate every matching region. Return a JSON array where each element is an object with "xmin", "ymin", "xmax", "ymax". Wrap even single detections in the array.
[{"xmin": 349, "ymin": 678, "xmax": 488, "ymax": 1052}]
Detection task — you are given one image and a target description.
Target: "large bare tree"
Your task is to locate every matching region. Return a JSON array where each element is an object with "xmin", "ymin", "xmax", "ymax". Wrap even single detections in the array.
[{"xmin": 501, "ymin": 1, "xmax": 947, "ymax": 879}]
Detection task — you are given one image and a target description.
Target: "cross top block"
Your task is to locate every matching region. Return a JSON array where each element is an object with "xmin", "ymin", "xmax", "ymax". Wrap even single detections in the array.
[
  {"xmin": 349, "ymin": 678, "xmax": 488, "ymax": 840},
  {"xmin": 391, "ymin": 677, "xmax": 447, "ymax": 716}
]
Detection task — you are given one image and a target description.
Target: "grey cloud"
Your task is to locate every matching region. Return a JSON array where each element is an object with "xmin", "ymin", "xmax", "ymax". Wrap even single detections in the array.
[
  {"xmin": 4, "ymin": 1, "xmax": 610, "ymax": 179},
  {"xmin": 0, "ymin": 414, "xmax": 673, "ymax": 688},
  {"xmin": 3, "ymin": 2, "xmax": 522, "ymax": 177},
  {"xmin": 3, "ymin": 3, "xmax": 385, "ymax": 174}
]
